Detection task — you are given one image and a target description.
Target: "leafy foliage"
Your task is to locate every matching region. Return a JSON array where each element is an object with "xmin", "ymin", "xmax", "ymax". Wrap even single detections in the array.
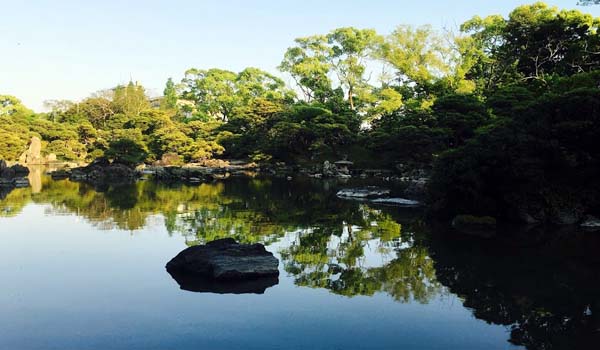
[{"xmin": 1, "ymin": 3, "xmax": 599, "ymax": 224}]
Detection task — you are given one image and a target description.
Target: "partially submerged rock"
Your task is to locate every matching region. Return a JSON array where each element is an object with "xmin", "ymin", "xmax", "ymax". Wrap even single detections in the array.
[
  {"xmin": 371, "ymin": 197, "xmax": 421, "ymax": 207},
  {"xmin": 336, "ymin": 187, "xmax": 421, "ymax": 207},
  {"xmin": 336, "ymin": 187, "xmax": 391, "ymax": 199},
  {"xmin": 166, "ymin": 238, "xmax": 279, "ymax": 281},
  {"xmin": 581, "ymin": 215, "xmax": 600, "ymax": 231}
]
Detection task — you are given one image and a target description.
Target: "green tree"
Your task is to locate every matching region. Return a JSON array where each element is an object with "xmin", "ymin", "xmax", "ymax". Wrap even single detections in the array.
[
  {"xmin": 280, "ymin": 35, "xmax": 334, "ymax": 103},
  {"xmin": 112, "ymin": 81, "xmax": 150, "ymax": 117},
  {"xmin": 280, "ymin": 27, "xmax": 382, "ymax": 110},
  {"xmin": 327, "ymin": 27, "xmax": 382, "ymax": 110},
  {"xmin": 105, "ymin": 138, "xmax": 148, "ymax": 165},
  {"xmin": 162, "ymin": 77, "xmax": 178, "ymax": 110},
  {"xmin": 461, "ymin": 2, "xmax": 600, "ymax": 88},
  {"xmin": 181, "ymin": 68, "xmax": 239, "ymax": 121},
  {"xmin": 0, "ymin": 95, "xmax": 33, "ymax": 118},
  {"xmin": 429, "ymin": 76, "xmax": 600, "ymax": 222}
]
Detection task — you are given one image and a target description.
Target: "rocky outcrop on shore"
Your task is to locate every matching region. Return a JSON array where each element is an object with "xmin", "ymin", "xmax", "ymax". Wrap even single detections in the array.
[
  {"xmin": 144, "ymin": 161, "xmax": 259, "ymax": 183},
  {"xmin": 18, "ymin": 136, "xmax": 60, "ymax": 165},
  {"xmin": 0, "ymin": 160, "xmax": 30, "ymax": 189},
  {"xmin": 68, "ymin": 158, "xmax": 139, "ymax": 183}
]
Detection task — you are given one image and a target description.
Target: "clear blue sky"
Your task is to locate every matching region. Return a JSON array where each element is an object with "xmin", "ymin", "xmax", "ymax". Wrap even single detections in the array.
[{"xmin": 2, "ymin": 0, "xmax": 599, "ymax": 111}]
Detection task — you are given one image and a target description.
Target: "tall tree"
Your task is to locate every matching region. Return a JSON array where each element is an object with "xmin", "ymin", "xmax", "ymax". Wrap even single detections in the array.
[
  {"xmin": 112, "ymin": 81, "xmax": 150, "ymax": 117},
  {"xmin": 279, "ymin": 35, "xmax": 334, "ymax": 103},
  {"xmin": 280, "ymin": 27, "xmax": 382, "ymax": 110},
  {"xmin": 162, "ymin": 77, "xmax": 178, "ymax": 110},
  {"xmin": 181, "ymin": 68, "xmax": 239, "ymax": 121},
  {"xmin": 327, "ymin": 27, "xmax": 382, "ymax": 110},
  {"xmin": 379, "ymin": 25, "xmax": 474, "ymax": 95},
  {"xmin": 461, "ymin": 2, "xmax": 600, "ymax": 88}
]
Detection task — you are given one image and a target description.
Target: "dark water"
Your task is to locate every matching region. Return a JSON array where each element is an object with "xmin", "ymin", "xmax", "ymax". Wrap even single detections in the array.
[{"xmin": 1, "ymin": 173, "xmax": 599, "ymax": 350}]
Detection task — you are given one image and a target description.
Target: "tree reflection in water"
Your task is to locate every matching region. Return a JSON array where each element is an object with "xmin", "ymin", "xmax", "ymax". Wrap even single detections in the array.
[
  {"xmin": 430, "ymin": 225, "xmax": 600, "ymax": 350},
  {"xmin": 2, "ymin": 174, "xmax": 599, "ymax": 349},
  {"xmin": 280, "ymin": 208, "xmax": 440, "ymax": 303}
]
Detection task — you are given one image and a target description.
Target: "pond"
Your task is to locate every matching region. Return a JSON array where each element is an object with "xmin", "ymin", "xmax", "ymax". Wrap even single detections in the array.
[{"xmin": 1, "ymin": 172, "xmax": 599, "ymax": 349}]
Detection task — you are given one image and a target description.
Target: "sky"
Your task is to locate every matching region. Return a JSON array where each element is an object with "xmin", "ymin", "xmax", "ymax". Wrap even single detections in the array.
[{"xmin": 2, "ymin": 0, "xmax": 600, "ymax": 111}]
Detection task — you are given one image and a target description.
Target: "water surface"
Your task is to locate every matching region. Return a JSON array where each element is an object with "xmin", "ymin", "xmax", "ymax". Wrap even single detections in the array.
[{"xmin": 1, "ymin": 174, "xmax": 598, "ymax": 349}]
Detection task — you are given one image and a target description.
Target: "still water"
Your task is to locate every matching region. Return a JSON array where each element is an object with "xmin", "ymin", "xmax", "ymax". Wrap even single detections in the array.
[{"xmin": 1, "ymin": 173, "xmax": 599, "ymax": 349}]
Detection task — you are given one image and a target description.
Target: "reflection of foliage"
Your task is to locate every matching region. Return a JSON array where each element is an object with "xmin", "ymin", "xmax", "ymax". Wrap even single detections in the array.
[
  {"xmin": 281, "ymin": 208, "xmax": 440, "ymax": 303},
  {"xmin": 1, "ymin": 176, "xmax": 230, "ymax": 231},
  {"xmin": 0, "ymin": 186, "xmax": 32, "ymax": 217},
  {"xmin": 431, "ymin": 228, "xmax": 600, "ymax": 350},
  {"xmin": 1, "ymin": 175, "xmax": 439, "ymax": 304}
]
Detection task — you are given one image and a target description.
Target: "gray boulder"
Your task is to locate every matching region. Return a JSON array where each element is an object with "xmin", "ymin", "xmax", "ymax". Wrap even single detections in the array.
[
  {"xmin": 322, "ymin": 160, "xmax": 352, "ymax": 178},
  {"xmin": 69, "ymin": 159, "xmax": 138, "ymax": 183},
  {"xmin": 337, "ymin": 186, "xmax": 391, "ymax": 199},
  {"xmin": 50, "ymin": 169, "xmax": 71, "ymax": 180},
  {"xmin": 11, "ymin": 164, "xmax": 29, "ymax": 176},
  {"xmin": 371, "ymin": 198, "xmax": 421, "ymax": 207},
  {"xmin": 0, "ymin": 166, "xmax": 15, "ymax": 180},
  {"xmin": 322, "ymin": 160, "xmax": 337, "ymax": 177},
  {"xmin": 581, "ymin": 215, "xmax": 600, "ymax": 231},
  {"xmin": 166, "ymin": 238, "xmax": 279, "ymax": 281},
  {"xmin": 0, "ymin": 163, "xmax": 30, "ymax": 188}
]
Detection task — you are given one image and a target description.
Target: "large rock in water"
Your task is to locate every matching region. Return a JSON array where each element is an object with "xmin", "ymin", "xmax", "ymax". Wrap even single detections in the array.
[{"xmin": 166, "ymin": 238, "xmax": 279, "ymax": 281}]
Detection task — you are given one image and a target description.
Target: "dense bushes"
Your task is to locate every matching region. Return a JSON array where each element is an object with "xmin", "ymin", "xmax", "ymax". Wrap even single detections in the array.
[{"xmin": 429, "ymin": 83, "xmax": 600, "ymax": 222}]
